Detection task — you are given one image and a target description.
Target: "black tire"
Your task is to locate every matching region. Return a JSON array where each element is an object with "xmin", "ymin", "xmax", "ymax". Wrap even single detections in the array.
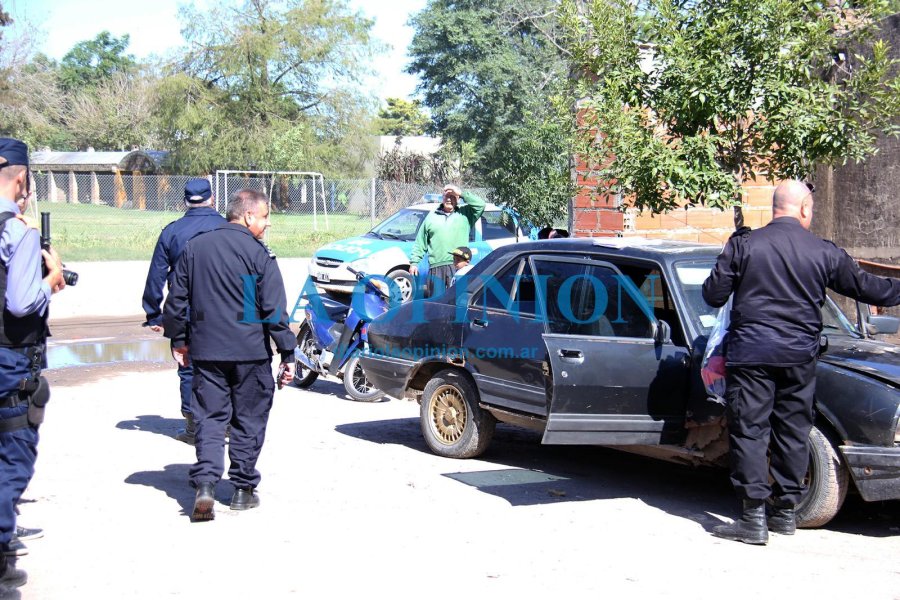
[
  {"xmin": 343, "ymin": 355, "xmax": 385, "ymax": 402},
  {"xmin": 420, "ymin": 369, "xmax": 495, "ymax": 459},
  {"xmin": 387, "ymin": 269, "xmax": 415, "ymax": 303},
  {"xmin": 294, "ymin": 323, "xmax": 319, "ymax": 389},
  {"xmin": 795, "ymin": 425, "xmax": 849, "ymax": 528}
]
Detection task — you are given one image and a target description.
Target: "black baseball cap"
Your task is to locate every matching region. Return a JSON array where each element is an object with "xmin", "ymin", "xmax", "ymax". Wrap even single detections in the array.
[
  {"xmin": 0, "ymin": 138, "xmax": 29, "ymax": 169},
  {"xmin": 184, "ymin": 178, "xmax": 212, "ymax": 203},
  {"xmin": 452, "ymin": 246, "xmax": 472, "ymax": 261}
]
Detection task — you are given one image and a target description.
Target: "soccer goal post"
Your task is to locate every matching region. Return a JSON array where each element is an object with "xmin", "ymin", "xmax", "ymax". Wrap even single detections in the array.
[{"xmin": 213, "ymin": 170, "xmax": 329, "ymax": 230}]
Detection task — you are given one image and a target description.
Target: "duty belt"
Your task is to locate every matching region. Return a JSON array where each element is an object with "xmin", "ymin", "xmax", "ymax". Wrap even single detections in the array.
[
  {"xmin": 0, "ymin": 393, "xmax": 27, "ymax": 409},
  {"xmin": 0, "ymin": 413, "xmax": 29, "ymax": 433}
]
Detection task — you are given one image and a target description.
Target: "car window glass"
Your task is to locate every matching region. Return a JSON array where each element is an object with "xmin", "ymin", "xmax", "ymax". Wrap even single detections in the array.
[
  {"xmin": 472, "ymin": 259, "xmax": 536, "ymax": 315},
  {"xmin": 371, "ymin": 209, "xmax": 425, "ymax": 241},
  {"xmin": 482, "ymin": 210, "xmax": 517, "ymax": 241},
  {"xmin": 533, "ymin": 259, "xmax": 653, "ymax": 338},
  {"xmin": 473, "ymin": 259, "xmax": 518, "ymax": 311},
  {"xmin": 674, "ymin": 262, "xmax": 718, "ymax": 333},
  {"xmin": 620, "ymin": 264, "xmax": 685, "ymax": 346}
]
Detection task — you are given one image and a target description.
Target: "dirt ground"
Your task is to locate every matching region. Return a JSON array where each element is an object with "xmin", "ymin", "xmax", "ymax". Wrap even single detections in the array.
[{"xmin": 4, "ymin": 261, "xmax": 899, "ymax": 599}]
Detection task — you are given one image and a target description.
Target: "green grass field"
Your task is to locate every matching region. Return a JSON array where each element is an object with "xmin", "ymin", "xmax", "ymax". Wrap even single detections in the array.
[{"xmin": 33, "ymin": 203, "xmax": 374, "ymax": 261}]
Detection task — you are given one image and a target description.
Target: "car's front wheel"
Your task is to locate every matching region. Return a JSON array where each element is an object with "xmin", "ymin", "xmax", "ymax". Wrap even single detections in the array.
[
  {"xmin": 420, "ymin": 369, "xmax": 495, "ymax": 459},
  {"xmin": 795, "ymin": 424, "xmax": 849, "ymax": 528},
  {"xmin": 387, "ymin": 268, "xmax": 415, "ymax": 303}
]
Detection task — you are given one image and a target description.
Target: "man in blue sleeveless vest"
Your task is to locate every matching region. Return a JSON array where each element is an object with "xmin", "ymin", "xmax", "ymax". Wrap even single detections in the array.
[
  {"xmin": 142, "ymin": 178, "xmax": 224, "ymax": 444},
  {"xmin": 0, "ymin": 137, "xmax": 66, "ymax": 595}
]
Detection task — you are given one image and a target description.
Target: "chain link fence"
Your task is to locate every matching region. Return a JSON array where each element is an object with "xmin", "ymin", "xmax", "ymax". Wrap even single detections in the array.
[{"xmin": 29, "ymin": 172, "xmax": 492, "ymax": 261}]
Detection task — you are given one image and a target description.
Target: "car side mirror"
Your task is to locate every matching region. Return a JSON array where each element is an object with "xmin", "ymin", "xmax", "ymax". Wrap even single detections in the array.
[
  {"xmin": 652, "ymin": 320, "xmax": 671, "ymax": 345},
  {"xmin": 866, "ymin": 315, "xmax": 900, "ymax": 336}
]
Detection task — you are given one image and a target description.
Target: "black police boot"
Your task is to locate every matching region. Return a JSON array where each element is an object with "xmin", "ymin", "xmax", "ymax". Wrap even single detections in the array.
[
  {"xmin": 712, "ymin": 499, "xmax": 769, "ymax": 545},
  {"xmin": 191, "ymin": 482, "xmax": 216, "ymax": 522},
  {"xmin": 0, "ymin": 553, "xmax": 27, "ymax": 592},
  {"xmin": 767, "ymin": 500, "xmax": 797, "ymax": 535},
  {"xmin": 230, "ymin": 487, "xmax": 260, "ymax": 511},
  {"xmin": 175, "ymin": 412, "xmax": 196, "ymax": 445}
]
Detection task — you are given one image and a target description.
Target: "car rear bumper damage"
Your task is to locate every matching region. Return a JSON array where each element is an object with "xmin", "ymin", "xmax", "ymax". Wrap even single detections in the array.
[
  {"xmin": 358, "ymin": 354, "xmax": 415, "ymax": 400},
  {"xmin": 839, "ymin": 445, "xmax": 900, "ymax": 502}
]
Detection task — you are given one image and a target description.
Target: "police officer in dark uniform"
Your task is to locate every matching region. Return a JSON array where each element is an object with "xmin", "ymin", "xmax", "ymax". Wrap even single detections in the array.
[
  {"xmin": 702, "ymin": 179, "xmax": 900, "ymax": 545},
  {"xmin": 142, "ymin": 178, "xmax": 225, "ymax": 444},
  {"xmin": 163, "ymin": 188, "xmax": 296, "ymax": 522},
  {"xmin": 0, "ymin": 138, "xmax": 66, "ymax": 594}
]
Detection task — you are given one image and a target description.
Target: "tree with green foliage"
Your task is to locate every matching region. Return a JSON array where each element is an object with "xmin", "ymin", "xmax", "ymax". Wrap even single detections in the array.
[
  {"xmin": 158, "ymin": 0, "xmax": 381, "ymax": 175},
  {"xmin": 59, "ymin": 31, "xmax": 136, "ymax": 91},
  {"xmin": 375, "ymin": 97, "xmax": 429, "ymax": 136},
  {"xmin": 562, "ymin": 0, "xmax": 900, "ymax": 225},
  {"xmin": 407, "ymin": 0, "xmax": 573, "ymax": 226}
]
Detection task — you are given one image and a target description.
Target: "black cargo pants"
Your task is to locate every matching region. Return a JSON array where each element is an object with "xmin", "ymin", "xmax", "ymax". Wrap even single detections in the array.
[
  {"xmin": 724, "ymin": 360, "xmax": 817, "ymax": 505},
  {"xmin": 189, "ymin": 359, "xmax": 275, "ymax": 490}
]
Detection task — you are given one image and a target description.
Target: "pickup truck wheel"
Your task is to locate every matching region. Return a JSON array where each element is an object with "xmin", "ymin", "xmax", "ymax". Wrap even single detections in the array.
[
  {"xmin": 294, "ymin": 323, "xmax": 319, "ymax": 389},
  {"xmin": 420, "ymin": 369, "xmax": 495, "ymax": 459},
  {"xmin": 343, "ymin": 355, "xmax": 385, "ymax": 402},
  {"xmin": 387, "ymin": 269, "xmax": 414, "ymax": 303},
  {"xmin": 795, "ymin": 425, "xmax": 849, "ymax": 528}
]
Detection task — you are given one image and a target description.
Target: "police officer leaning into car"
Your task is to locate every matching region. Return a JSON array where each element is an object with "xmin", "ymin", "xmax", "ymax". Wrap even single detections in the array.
[
  {"xmin": 142, "ymin": 178, "xmax": 225, "ymax": 444},
  {"xmin": 0, "ymin": 138, "xmax": 66, "ymax": 594},
  {"xmin": 163, "ymin": 188, "xmax": 296, "ymax": 522},
  {"xmin": 702, "ymin": 179, "xmax": 900, "ymax": 545}
]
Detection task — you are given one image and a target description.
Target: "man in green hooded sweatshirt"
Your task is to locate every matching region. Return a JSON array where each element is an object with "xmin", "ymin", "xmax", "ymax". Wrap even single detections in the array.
[{"xmin": 409, "ymin": 184, "xmax": 485, "ymax": 297}]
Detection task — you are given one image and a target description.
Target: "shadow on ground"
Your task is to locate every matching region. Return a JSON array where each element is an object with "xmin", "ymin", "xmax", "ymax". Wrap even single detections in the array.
[
  {"xmin": 291, "ymin": 377, "xmax": 391, "ymax": 404},
  {"xmin": 116, "ymin": 414, "xmax": 183, "ymax": 441},
  {"xmin": 124, "ymin": 464, "xmax": 196, "ymax": 516},
  {"xmin": 335, "ymin": 417, "xmax": 900, "ymax": 537}
]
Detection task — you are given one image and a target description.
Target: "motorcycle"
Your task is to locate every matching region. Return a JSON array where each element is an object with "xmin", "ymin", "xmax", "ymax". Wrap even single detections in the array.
[{"xmin": 294, "ymin": 267, "xmax": 392, "ymax": 401}]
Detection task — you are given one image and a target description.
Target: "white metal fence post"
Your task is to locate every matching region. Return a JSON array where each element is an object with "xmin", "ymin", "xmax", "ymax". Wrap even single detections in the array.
[{"xmin": 370, "ymin": 177, "xmax": 376, "ymax": 226}]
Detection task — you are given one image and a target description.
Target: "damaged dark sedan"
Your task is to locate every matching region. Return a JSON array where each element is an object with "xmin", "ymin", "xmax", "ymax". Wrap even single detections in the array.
[{"xmin": 360, "ymin": 238, "xmax": 900, "ymax": 528}]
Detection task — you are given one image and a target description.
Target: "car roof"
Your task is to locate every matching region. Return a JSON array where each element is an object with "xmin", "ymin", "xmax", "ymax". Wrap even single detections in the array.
[
  {"xmin": 486, "ymin": 236, "xmax": 723, "ymax": 264},
  {"xmin": 404, "ymin": 202, "xmax": 505, "ymax": 212}
]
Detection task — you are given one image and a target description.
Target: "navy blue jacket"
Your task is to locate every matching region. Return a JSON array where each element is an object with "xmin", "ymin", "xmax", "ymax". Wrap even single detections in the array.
[
  {"xmin": 702, "ymin": 217, "xmax": 900, "ymax": 366},
  {"xmin": 142, "ymin": 207, "xmax": 225, "ymax": 327},
  {"xmin": 162, "ymin": 223, "xmax": 296, "ymax": 362}
]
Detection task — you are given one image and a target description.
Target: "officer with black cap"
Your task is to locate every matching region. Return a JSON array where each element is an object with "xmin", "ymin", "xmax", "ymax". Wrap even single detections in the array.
[
  {"xmin": 702, "ymin": 179, "xmax": 900, "ymax": 545},
  {"xmin": 142, "ymin": 178, "xmax": 224, "ymax": 444},
  {"xmin": 0, "ymin": 137, "xmax": 66, "ymax": 595},
  {"xmin": 163, "ymin": 188, "xmax": 296, "ymax": 522}
]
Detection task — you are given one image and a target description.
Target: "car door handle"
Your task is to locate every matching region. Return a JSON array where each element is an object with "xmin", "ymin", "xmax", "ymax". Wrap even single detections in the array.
[
  {"xmin": 472, "ymin": 319, "xmax": 488, "ymax": 328},
  {"xmin": 557, "ymin": 349, "xmax": 584, "ymax": 362}
]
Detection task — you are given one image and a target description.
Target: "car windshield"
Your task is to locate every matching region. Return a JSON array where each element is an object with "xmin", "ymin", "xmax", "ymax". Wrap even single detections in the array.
[
  {"xmin": 367, "ymin": 208, "xmax": 426, "ymax": 241},
  {"xmin": 673, "ymin": 260, "xmax": 861, "ymax": 337}
]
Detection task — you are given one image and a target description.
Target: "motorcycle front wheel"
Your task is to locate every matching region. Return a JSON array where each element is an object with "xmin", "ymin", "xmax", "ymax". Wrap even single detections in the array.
[
  {"xmin": 294, "ymin": 323, "xmax": 319, "ymax": 388},
  {"xmin": 343, "ymin": 355, "xmax": 385, "ymax": 402}
]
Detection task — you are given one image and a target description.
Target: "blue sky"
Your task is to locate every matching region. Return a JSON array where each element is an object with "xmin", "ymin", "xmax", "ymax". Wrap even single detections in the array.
[{"xmin": 6, "ymin": 0, "xmax": 427, "ymax": 102}]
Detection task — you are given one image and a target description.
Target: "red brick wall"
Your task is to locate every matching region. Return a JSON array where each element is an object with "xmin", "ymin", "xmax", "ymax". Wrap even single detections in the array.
[{"xmin": 571, "ymin": 161, "xmax": 777, "ymax": 244}]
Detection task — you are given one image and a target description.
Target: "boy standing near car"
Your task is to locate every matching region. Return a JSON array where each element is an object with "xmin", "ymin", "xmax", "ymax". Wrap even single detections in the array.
[
  {"xmin": 701, "ymin": 179, "xmax": 900, "ymax": 545},
  {"xmin": 409, "ymin": 184, "xmax": 485, "ymax": 297},
  {"xmin": 142, "ymin": 178, "xmax": 225, "ymax": 444}
]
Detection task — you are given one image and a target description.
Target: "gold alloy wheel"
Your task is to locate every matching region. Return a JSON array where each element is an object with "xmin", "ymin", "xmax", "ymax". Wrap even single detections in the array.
[{"xmin": 429, "ymin": 384, "xmax": 468, "ymax": 445}]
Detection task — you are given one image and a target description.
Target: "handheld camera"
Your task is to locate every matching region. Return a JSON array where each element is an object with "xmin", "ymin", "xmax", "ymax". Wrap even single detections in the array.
[{"xmin": 40, "ymin": 212, "xmax": 78, "ymax": 286}]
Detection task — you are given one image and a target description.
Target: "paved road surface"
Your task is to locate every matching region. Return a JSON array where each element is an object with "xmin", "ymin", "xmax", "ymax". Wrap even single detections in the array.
[{"xmin": 5, "ymin": 318, "xmax": 898, "ymax": 599}]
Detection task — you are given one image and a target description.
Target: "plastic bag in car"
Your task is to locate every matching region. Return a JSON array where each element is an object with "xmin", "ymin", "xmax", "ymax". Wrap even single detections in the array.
[{"xmin": 700, "ymin": 297, "xmax": 731, "ymax": 405}]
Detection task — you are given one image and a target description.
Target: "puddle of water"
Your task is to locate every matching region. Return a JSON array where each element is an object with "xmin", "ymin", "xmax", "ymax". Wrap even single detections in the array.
[{"xmin": 47, "ymin": 339, "xmax": 172, "ymax": 369}]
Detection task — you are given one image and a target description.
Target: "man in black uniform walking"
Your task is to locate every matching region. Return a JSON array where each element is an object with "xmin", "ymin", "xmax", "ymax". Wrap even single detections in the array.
[
  {"xmin": 163, "ymin": 188, "xmax": 296, "ymax": 522},
  {"xmin": 702, "ymin": 179, "xmax": 900, "ymax": 545},
  {"xmin": 142, "ymin": 178, "xmax": 225, "ymax": 444}
]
